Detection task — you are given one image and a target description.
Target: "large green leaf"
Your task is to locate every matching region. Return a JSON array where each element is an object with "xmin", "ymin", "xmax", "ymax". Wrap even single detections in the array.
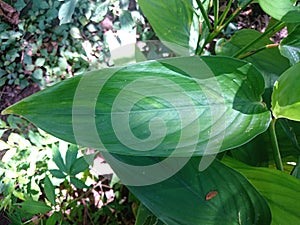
[
  {"xmin": 3, "ymin": 56, "xmax": 271, "ymax": 157},
  {"xmin": 2, "ymin": 56, "xmax": 273, "ymax": 224},
  {"xmin": 272, "ymin": 62, "xmax": 300, "ymax": 121},
  {"xmin": 224, "ymin": 157, "xmax": 300, "ymax": 225},
  {"xmin": 138, "ymin": 0, "xmax": 195, "ymax": 54},
  {"xmin": 258, "ymin": 0, "xmax": 300, "ymax": 23},
  {"xmin": 280, "ymin": 24, "xmax": 300, "ymax": 65},
  {"xmin": 216, "ymin": 29, "xmax": 290, "ymax": 107},
  {"xmin": 126, "ymin": 157, "xmax": 271, "ymax": 225}
]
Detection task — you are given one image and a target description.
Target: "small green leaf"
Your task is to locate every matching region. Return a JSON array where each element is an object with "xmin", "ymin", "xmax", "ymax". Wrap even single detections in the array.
[
  {"xmin": 35, "ymin": 58, "xmax": 46, "ymax": 67},
  {"xmin": 65, "ymin": 145, "xmax": 78, "ymax": 173},
  {"xmin": 280, "ymin": 24, "xmax": 300, "ymax": 65},
  {"xmin": 70, "ymin": 177, "xmax": 88, "ymax": 189},
  {"xmin": 272, "ymin": 63, "xmax": 300, "ymax": 121},
  {"xmin": 90, "ymin": 1, "xmax": 109, "ymax": 23},
  {"xmin": 69, "ymin": 154, "xmax": 95, "ymax": 176},
  {"xmin": 18, "ymin": 199, "xmax": 52, "ymax": 214},
  {"xmin": 52, "ymin": 147, "xmax": 67, "ymax": 172},
  {"xmin": 258, "ymin": 0, "xmax": 300, "ymax": 23},
  {"xmin": 44, "ymin": 175, "xmax": 56, "ymax": 206},
  {"xmin": 49, "ymin": 169, "xmax": 66, "ymax": 179},
  {"xmin": 58, "ymin": 0, "xmax": 78, "ymax": 25},
  {"xmin": 70, "ymin": 27, "xmax": 82, "ymax": 39}
]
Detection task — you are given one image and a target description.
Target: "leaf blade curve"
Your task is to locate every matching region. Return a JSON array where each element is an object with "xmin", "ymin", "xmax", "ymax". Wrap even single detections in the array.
[{"xmin": 3, "ymin": 56, "xmax": 271, "ymax": 156}]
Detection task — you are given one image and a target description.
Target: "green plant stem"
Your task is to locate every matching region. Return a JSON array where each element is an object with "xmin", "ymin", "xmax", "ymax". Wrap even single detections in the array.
[
  {"xmin": 238, "ymin": 43, "xmax": 279, "ymax": 59},
  {"xmin": 269, "ymin": 118, "xmax": 284, "ymax": 171},
  {"xmin": 213, "ymin": 0, "xmax": 219, "ymax": 29},
  {"xmin": 233, "ymin": 21, "xmax": 285, "ymax": 58},
  {"xmin": 196, "ymin": 0, "xmax": 253, "ymax": 55},
  {"xmin": 218, "ymin": 0, "xmax": 233, "ymax": 26},
  {"xmin": 196, "ymin": 0, "xmax": 213, "ymax": 31}
]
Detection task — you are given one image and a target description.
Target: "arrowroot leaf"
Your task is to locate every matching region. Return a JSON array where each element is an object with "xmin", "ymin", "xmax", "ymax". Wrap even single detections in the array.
[
  {"xmin": 258, "ymin": 0, "xmax": 300, "ymax": 23},
  {"xmin": 127, "ymin": 157, "xmax": 271, "ymax": 225},
  {"xmin": 2, "ymin": 56, "xmax": 270, "ymax": 157},
  {"xmin": 272, "ymin": 62, "xmax": 300, "ymax": 121},
  {"xmin": 224, "ymin": 157, "xmax": 300, "ymax": 225}
]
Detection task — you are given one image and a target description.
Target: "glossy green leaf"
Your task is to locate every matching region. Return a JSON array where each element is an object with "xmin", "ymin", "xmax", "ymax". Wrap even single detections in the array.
[
  {"xmin": 126, "ymin": 157, "xmax": 271, "ymax": 225},
  {"xmin": 216, "ymin": 29, "xmax": 290, "ymax": 107},
  {"xmin": 138, "ymin": 0, "xmax": 195, "ymax": 54},
  {"xmin": 18, "ymin": 199, "xmax": 52, "ymax": 215},
  {"xmin": 280, "ymin": 24, "xmax": 300, "ymax": 65},
  {"xmin": 224, "ymin": 157, "xmax": 300, "ymax": 225},
  {"xmin": 44, "ymin": 175, "xmax": 56, "ymax": 206},
  {"xmin": 272, "ymin": 62, "xmax": 300, "ymax": 121},
  {"xmin": 2, "ymin": 56, "xmax": 271, "ymax": 157},
  {"xmin": 258, "ymin": 0, "xmax": 300, "ymax": 23}
]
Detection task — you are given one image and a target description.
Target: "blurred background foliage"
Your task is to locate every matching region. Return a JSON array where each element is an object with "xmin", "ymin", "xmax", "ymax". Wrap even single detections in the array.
[{"xmin": 0, "ymin": 0, "xmax": 148, "ymax": 224}]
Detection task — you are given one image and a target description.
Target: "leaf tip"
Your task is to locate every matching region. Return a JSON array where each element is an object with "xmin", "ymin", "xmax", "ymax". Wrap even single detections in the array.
[{"xmin": 1, "ymin": 107, "xmax": 13, "ymax": 116}]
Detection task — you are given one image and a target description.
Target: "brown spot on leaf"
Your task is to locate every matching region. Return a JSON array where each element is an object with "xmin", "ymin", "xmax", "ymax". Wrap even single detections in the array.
[{"xmin": 205, "ymin": 191, "xmax": 218, "ymax": 201}]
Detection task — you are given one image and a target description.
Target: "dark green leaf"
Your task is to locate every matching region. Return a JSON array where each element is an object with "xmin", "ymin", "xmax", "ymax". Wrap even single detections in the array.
[
  {"xmin": 223, "ymin": 157, "xmax": 300, "ymax": 224},
  {"xmin": 138, "ymin": 0, "xmax": 195, "ymax": 54},
  {"xmin": 52, "ymin": 147, "xmax": 67, "ymax": 172},
  {"xmin": 124, "ymin": 157, "xmax": 271, "ymax": 225},
  {"xmin": 272, "ymin": 63, "xmax": 300, "ymax": 121},
  {"xmin": 44, "ymin": 175, "xmax": 56, "ymax": 206},
  {"xmin": 216, "ymin": 29, "xmax": 290, "ymax": 108},
  {"xmin": 70, "ymin": 177, "xmax": 88, "ymax": 189},
  {"xmin": 49, "ymin": 169, "xmax": 66, "ymax": 179},
  {"xmin": 278, "ymin": 119, "xmax": 300, "ymax": 153},
  {"xmin": 135, "ymin": 204, "xmax": 165, "ymax": 225},
  {"xmin": 18, "ymin": 199, "xmax": 52, "ymax": 214},
  {"xmin": 292, "ymin": 156, "xmax": 300, "ymax": 179},
  {"xmin": 230, "ymin": 119, "xmax": 300, "ymax": 167},
  {"xmin": 258, "ymin": 0, "xmax": 300, "ymax": 23},
  {"xmin": 65, "ymin": 145, "xmax": 78, "ymax": 173},
  {"xmin": 280, "ymin": 24, "xmax": 300, "ymax": 65},
  {"xmin": 46, "ymin": 212, "xmax": 61, "ymax": 225},
  {"xmin": 2, "ymin": 56, "xmax": 271, "ymax": 157},
  {"xmin": 69, "ymin": 154, "xmax": 95, "ymax": 176}
]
